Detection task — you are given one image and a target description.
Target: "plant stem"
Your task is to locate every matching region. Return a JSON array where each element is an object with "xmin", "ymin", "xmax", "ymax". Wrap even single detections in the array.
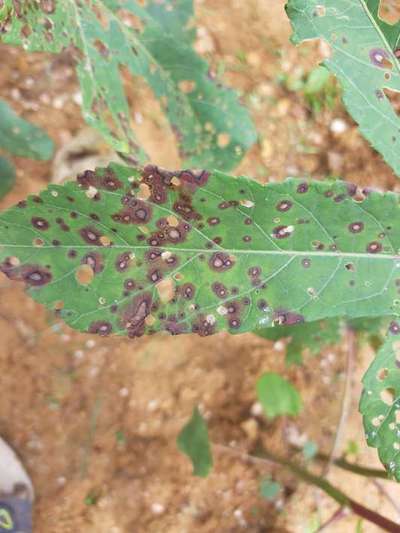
[
  {"xmin": 260, "ymin": 448, "xmax": 400, "ymax": 532},
  {"xmin": 308, "ymin": 450, "xmax": 388, "ymax": 480},
  {"xmin": 214, "ymin": 444, "xmax": 400, "ymax": 532}
]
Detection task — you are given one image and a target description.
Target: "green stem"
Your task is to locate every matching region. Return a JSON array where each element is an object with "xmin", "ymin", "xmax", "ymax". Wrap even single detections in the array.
[
  {"xmin": 289, "ymin": 445, "xmax": 388, "ymax": 479},
  {"xmin": 260, "ymin": 448, "xmax": 399, "ymax": 532},
  {"xmin": 318, "ymin": 452, "xmax": 388, "ymax": 480}
]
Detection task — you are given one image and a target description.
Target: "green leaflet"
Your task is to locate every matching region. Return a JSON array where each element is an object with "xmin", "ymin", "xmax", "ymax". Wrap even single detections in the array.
[
  {"xmin": 0, "ymin": 99, "xmax": 53, "ymax": 160},
  {"xmin": 255, "ymin": 318, "xmax": 341, "ymax": 365},
  {"xmin": 256, "ymin": 372, "xmax": 302, "ymax": 419},
  {"xmin": 0, "ymin": 1, "xmax": 256, "ymax": 170},
  {"xmin": 177, "ymin": 407, "xmax": 213, "ymax": 477},
  {"xmin": 360, "ymin": 322, "xmax": 400, "ymax": 480},
  {"xmin": 0, "ymin": 157, "xmax": 16, "ymax": 200},
  {"xmin": 0, "ymin": 164, "xmax": 400, "ymax": 338},
  {"xmin": 286, "ymin": 0, "xmax": 400, "ymax": 176}
]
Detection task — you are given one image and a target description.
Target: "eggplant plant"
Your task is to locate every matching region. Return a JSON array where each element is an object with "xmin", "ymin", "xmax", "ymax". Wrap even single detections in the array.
[{"xmin": 2, "ymin": 1, "xmax": 400, "ymax": 527}]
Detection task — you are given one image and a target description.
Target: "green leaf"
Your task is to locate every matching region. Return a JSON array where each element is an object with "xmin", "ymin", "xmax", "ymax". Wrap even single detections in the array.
[
  {"xmin": 303, "ymin": 65, "xmax": 339, "ymax": 113},
  {"xmin": 0, "ymin": 156, "xmax": 16, "ymax": 199},
  {"xmin": 259, "ymin": 478, "xmax": 281, "ymax": 500},
  {"xmin": 0, "ymin": 99, "xmax": 53, "ymax": 160},
  {"xmin": 177, "ymin": 407, "xmax": 212, "ymax": 477},
  {"xmin": 286, "ymin": 0, "xmax": 400, "ymax": 175},
  {"xmin": 304, "ymin": 66, "xmax": 331, "ymax": 95},
  {"xmin": 256, "ymin": 318, "xmax": 341, "ymax": 365},
  {"xmin": 1, "ymin": 165, "xmax": 400, "ymax": 338},
  {"xmin": 360, "ymin": 321, "xmax": 400, "ymax": 480},
  {"xmin": 0, "ymin": 1, "xmax": 256, "ymax": 170},
  {"xmin": 256, "ymin": 372, "xmax": 302, "ymax": 419}
]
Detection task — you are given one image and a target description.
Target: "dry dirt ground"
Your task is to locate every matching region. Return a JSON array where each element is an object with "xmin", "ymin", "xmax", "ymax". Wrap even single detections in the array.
[{"xmin": 1, "ymin": 1, "xmax": 400, "ymax": 532}]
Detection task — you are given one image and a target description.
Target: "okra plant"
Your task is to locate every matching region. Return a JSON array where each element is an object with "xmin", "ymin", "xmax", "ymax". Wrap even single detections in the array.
[{"xmin": 1, "ymin": 0, "xmax": 400, "ymax": 502}]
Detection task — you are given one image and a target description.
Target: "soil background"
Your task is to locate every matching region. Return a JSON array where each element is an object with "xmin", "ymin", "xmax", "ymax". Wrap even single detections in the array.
[{"xmin": 1, "ymin": 1, "xmax": 400, "ymax": 531}]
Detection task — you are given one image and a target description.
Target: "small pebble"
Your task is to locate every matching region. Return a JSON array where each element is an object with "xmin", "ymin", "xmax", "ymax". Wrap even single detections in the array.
[
  {"xmin": 151, "ymin": 503, "xmax": 165, "ymax": 515},
  {"xmin": 73, "ymin": 350, "xmax": 84, "ymax": 360},
  {"xmin": 250, "ymin": 402, "xmax": 263, "ymax": 417},
  {"xmin": 73, "ymin": 91, "xmax": 83, "ymax": 106},
  {"xmin": 330, "ymin": 118, "xmax": 348, "ymax": 134}
]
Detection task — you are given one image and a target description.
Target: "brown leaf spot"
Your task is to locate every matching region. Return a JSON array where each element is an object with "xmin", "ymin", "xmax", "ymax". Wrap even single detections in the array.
[
  {"xmin": 81, "ymin": 252, "xmax": 104, "ymax": 274},
  {"xmin": 209, "ymin": 252, "xmax": 235, "ymax": 272},
  {"xmin": 273, "ymin": 310, "xmax": 304, "ymax": 326},
  {"xmin": 348, "ymin": 222, "xmax": 364, "ymax": 233},
  {"xmin": 31, "ymin": 217, "xmax": 49, "ymax": 230},
  {"xmin": 88, "ymin": 321, "xmax": 113, "ymax": 337},
  {"xmin": 367, "ymin": 241, "xmax": 382, "ymax": 254},
  {"xmin": 119, "ymin": 293, "xmax": 153, "ymax": 338},
  {"xmin": 79, "ymin": 226, "xmax": 102, "ymax": 246}
]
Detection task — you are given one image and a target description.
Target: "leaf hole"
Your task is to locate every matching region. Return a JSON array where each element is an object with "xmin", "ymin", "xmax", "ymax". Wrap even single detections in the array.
[
  {"xmin": 383, "ymin": 88, "xmax": 400, "ymax": 122},
  {"xmin": 166, "ymin": 215, "xmax": 179, "ymax": 227},
  {"xmin": 53, "ymin": 300, "xmax": 64, "ymax": 311},
  {"xmin": 380, "ymin": 387, "xmax": 396, "ymax": 405},
  {"xmin": 8, "ymin": 256, "xmax": 20, "ymax": 267},
  {"xmin": 378, "ymin": 0, "xmax": 400, "ymax": 24},
  {"xmin": 116, "ymin": 9, "xmax": 144, "ymax": 31},
  {"xmin": 145, "ymin": 314, "xmax": 156, "ymax": 326},
  {"xmin": 137, "ymin": 183, "xmax": 151, "ymax": 200},
  {"xmin": 217, "ymin": 133, "xmax": 231, "ymax": 148},
  {"xmin": 353, "ymin": 187, "xmax": 366, "ymax": 203},
  {"xmin": 372, "ymin": 415, "xmax": 384, "ymax": 427},
  {"xmin": 100, "ymin": 235, "xmax": 112, "ymax": 247},
  {"xmin": 377, "ymin": 368, "xmax": 389, "ymax": 381}
]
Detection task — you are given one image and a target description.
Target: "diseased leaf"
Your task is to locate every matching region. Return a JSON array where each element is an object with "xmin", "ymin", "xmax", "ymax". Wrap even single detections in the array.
[
  {"xmin": 255, "ymin": 318, "xmax": 341, "ymax": 365},
  {"xmin": 0, "ymin": 165, "xmax": 400, "ymax": 338},
  {"xmin": 0, "ymin": 1, "xmax": 256, "ymax": 170},
  {"xmin": 360, "ymin": 321, "xmax": 400, "ymax": 480},
  {"xmin": 177, "ymin": 407, "xmax": 212, "ymax": 477},
  {"xmin": 286, "ymin": 0, "xmax": 400, "ymax": 175},
  {"xmin": 0, "ymin": 99, "xmax": 53, "ymax": 160},
  {"xmin": 256, "ymin": 372, "xmax": 302, "ymax": 419},
  {"xmin": 0, "ymin": 156, "xmax": 16, "ymax": 199}
]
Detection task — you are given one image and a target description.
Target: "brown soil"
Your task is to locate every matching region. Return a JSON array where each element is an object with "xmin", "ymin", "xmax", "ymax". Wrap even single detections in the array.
[{"xmin": 1, "ymin": 1, "xmax": 400, "ymax": 532}]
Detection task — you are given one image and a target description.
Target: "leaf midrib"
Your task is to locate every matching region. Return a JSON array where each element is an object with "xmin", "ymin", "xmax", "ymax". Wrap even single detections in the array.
[{"xmin": 0, "ymin": 241, "xmax": 398, "ymax": 261}]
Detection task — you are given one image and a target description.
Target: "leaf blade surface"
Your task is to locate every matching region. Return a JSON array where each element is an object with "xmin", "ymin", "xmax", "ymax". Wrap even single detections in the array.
[{"xmin": 0, "ymin": 165, "xmax": 399, "ymax": 338}]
